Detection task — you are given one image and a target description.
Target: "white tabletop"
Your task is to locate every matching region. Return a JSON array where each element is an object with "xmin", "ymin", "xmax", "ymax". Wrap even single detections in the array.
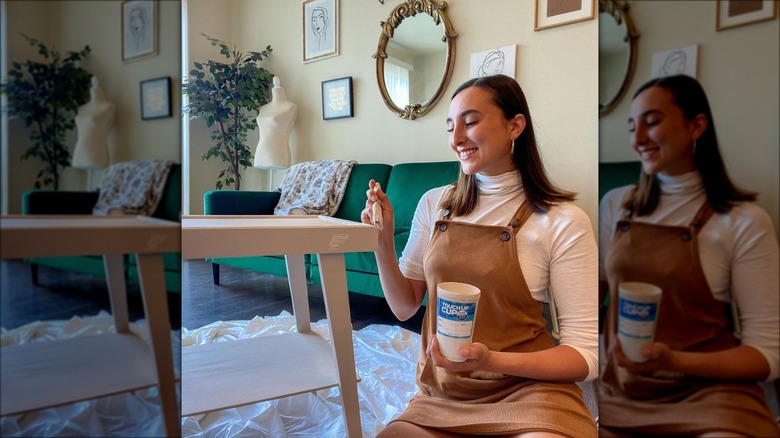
[
  {"xmin": 181, "ymin": 215, "xmax": 378, "ymax": 258},
  {"xmin": 0, "ymin": 215, "xmax": 180, "ymax": 259}
]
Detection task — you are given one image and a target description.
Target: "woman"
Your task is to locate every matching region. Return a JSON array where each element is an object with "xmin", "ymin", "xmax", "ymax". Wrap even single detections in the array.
[
  {"xmin": 362, "ymin": 75, "xmax": 598, "ymax": 437},
  {"xmin": 598, "ymin": 74, "xmax": 779, "ymax": 437}
]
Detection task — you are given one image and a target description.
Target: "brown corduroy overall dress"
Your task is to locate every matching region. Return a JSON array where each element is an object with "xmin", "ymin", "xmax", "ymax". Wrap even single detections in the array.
[
  {"xmin": 600, "ymin": 199, "xmax": 779, "ymax": 437},
  {"xmin": 392, "ymin": 202, "xmax": 597, "ymax": 437}
]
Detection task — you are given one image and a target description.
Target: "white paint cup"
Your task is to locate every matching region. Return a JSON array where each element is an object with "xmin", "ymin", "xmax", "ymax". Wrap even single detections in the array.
[
  {"xmin": 617, "ymin": 281, "xmax": 663, "ymax": 363},
  {"xmin": 436, "ymin": 282, "xmax": 481, "ymax": 362}
]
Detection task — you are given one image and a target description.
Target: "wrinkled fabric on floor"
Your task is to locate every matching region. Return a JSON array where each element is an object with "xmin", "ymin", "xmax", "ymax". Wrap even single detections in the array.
[
  {"xmin": 1, "ymin": 311, "xmax": 421, "ymax": 437},
  {"xmin": 180, "ymin": 311, "xmax": 420, "ymax": 438},
  {"xmin": 0, "ymin": 311, "xmax": 181, "ymax": 437}
]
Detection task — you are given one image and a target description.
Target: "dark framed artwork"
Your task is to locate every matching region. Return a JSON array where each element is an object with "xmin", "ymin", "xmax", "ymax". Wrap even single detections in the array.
[
  {"xmin": 321, "ymin": 76, "xmax": 353, "ymax": 120},
  {"xmin": 140, "ymin": 76, "xmax": 172, "ymax": 120},
  {"xmin": 122, "ymin": 0, "xmax": 157, "ymax": 62}
]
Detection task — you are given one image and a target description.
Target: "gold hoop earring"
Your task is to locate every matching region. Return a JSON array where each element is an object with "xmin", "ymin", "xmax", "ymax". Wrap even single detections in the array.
[
  {"xmin": 510, "ymin": 137, "xmax": 515, "ymax": 155},
  {"xmin": 692, "ymin": 139, "xmax": 697, "ymax": 155}
]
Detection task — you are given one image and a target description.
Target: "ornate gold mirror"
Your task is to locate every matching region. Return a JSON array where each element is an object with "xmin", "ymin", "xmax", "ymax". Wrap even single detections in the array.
[
  {"xmin": 599, "ymin": 0, "xmax": 639, "ymax": 116},
  {"xmin": 373, "ymin": 0, "xmax": 457, "ymax": 120}
]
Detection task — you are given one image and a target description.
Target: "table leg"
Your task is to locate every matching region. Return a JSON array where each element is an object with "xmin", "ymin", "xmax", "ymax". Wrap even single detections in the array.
[
  {"xmin": 103, "ymin": 254, "xmax": 129, "ymax": 334},
  {"xmin": 136, "ymin": 253, "xmax": 180, "ymax": 437},
  {"xmin": 316, "ymin": 253, "xmax": 361, "ymax": 438},
  {"xmin": 285, "ymin": 254, "xmax": 311, "ymax": 334}
]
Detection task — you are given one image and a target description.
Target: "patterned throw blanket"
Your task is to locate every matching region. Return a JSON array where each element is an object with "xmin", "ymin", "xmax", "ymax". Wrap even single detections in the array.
[
  {"xmin": 274, "ymin": 160, "xmax": 357, "ymax": 216},
  {"xmin": 93, "ymin": 159, "xmax": 173, "ymax": 216}
]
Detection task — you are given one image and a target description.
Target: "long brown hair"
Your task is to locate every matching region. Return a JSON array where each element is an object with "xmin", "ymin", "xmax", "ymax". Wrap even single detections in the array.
[
  {"xmin": 441, "ymin": 75, "xmax": 575, "ymax": 215},
  {"xmin": 624, "ymin": 75, "xmax": 756, "ymax": 216}
]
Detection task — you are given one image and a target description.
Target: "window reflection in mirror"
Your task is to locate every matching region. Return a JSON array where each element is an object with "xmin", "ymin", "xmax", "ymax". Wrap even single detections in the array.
[{"xmin": 383, "ymin": 14, "xmax": 446, "ymax": 108}]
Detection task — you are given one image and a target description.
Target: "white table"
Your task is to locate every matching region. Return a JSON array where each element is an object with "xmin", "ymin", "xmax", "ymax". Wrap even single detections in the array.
[
  {"xmin": 0, "ymin": 215, "xmax": 180, "ymax": 437},
  {"xmin": 181, "ymin": 215, "xmax": 378, "ymax": 438}
]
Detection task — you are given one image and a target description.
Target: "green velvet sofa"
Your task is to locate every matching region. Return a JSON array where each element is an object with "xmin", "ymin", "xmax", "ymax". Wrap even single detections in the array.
[
  {"xmin": 21, "ymin": 164, "xmax": 183, "ymax": 293},
  {"xmin": 204, "ymin": 161, "xmax": 461, "ymax": 299}
]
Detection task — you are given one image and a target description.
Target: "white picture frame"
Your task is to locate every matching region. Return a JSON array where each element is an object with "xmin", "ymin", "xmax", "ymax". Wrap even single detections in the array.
[
  {"xmin": 717, "ymin": 0, "xmax": 777, "ymax": 31},
  {"xmin": 535, "ymin": 0, "xmax": 595, "ymax": 31},
  {"xmin": 470, "ymin": 45, "xmax": 517, "ymax": 79},
  {"xmin": 303, "ymin": 0, "xmax": 339, "ymax": 63},
  {"xmin": 651, "ymin": 44, "xmax": 698, "ymax": 79}
]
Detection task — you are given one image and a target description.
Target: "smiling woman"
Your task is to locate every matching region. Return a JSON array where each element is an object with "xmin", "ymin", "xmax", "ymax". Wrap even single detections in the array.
[
  {"xmin": 363, "ymin": 75, "xmax": 599, "ymax": 437},
  {"xmin": 598, "ymin": 74, "xmax": 780, "ymax": 437}
]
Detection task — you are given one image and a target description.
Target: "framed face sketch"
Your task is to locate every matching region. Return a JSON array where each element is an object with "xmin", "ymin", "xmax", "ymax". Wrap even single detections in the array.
[
  {"xmin": 122, "ymin": 0, "xmax": 157, "ymax": 61},
  {"xmin": 534, "ymin": 0, "xmax": 596, "ymax": 31},
  {"xmin": 303, "ymin": 0, "xmax": 339, "ymax": 63},
  {"xmin": 716, "ymin": 0, "xmax": 777, "ymax": 31}
]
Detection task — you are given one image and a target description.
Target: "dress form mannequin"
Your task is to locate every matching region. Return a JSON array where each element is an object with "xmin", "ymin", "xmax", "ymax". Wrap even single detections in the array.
[
  {"xmin": 73, "ymin": 77, "xmax": 116, "ymax": 171},
  {"xmin": 254, "ymin": 77, "xmax": 298, "ymax": 177}
]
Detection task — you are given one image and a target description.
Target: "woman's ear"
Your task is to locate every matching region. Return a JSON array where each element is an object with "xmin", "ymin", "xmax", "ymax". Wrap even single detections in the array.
[
  {"xmin": 691, "ymin": 113, "xmax": 708, "ymax": 140},
  {"xmin": 510, "ymin": 114, "xmax": 526, "ymax": 139}
]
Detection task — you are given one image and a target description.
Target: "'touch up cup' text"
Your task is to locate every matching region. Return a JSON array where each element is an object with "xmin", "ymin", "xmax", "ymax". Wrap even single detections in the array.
[{"xmin": 436, "ymin": 282, "xmax": 481, "ymax": 362}]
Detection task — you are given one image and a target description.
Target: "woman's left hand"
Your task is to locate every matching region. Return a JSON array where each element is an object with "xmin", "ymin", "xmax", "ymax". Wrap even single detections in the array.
[
  {"xmin": 611, "ymin": 337, "xmax": 673, "ymax": 375},
  {"xmin": 427, "ymin": 335, "xmax": 492, "ymax": 372}
]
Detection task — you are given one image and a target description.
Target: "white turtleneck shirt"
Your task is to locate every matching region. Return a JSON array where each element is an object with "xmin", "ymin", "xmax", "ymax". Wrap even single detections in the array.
[
  {"xmin": 599, "ymin": 171, "xmax": 780, "ymax": 381},
  {"xmin": 399, "ymin": 171, "xmax": 600, "ymax": 382}
]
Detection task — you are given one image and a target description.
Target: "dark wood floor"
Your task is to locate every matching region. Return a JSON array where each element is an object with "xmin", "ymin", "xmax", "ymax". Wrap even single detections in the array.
[
  {"xmin": 1, "ymin": 258, "xmax": 425, "ymax": 334},
  {"xmin": 181, "ymin": 259, "xmax": 425, "ymax": 333}
]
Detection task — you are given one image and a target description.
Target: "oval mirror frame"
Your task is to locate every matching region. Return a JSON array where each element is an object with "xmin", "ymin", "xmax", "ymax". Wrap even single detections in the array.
[
  {"xmin": 373, "ymin": 0, "xmax": 457, "ymax": 120},
  {"xmin": 599, "ymin": 0, "xmax": 639, "ymax": 116}
]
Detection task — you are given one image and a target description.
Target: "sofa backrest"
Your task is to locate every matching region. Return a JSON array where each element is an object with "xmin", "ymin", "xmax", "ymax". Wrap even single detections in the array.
[
  {"xmin": 598, "ymin": 161, "xmax": 641, "ymax": 201},
  {"xmin": 151, "ymin": 163, "xmax": 182, "ymax": 221},
  {"xmin": 334, "ymin": 163, "xmax": 393, "ymax": 222},
  {"xmin": 385, "ymin": 161, "xmax": 460, "ymax": 235}
]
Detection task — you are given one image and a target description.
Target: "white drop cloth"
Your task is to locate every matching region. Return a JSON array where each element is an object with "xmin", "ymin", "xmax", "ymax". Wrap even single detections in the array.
[
  {"xmin": 180, "ymin": 311, "xmax": 420, "ymax": 438},
  {"xmin": 1, "ymin": 311, "xmax": 181, "ymax": 437}
]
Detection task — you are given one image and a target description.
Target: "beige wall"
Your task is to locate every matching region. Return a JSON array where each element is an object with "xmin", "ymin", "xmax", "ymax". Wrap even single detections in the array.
[
  {"xmin": 1, "ymin": 0, "xmax": 181, "ymax": 214},
  {"xmin": 599, "ymin": 1, "xmax": 780, "ymax": 238},
  {"xmin": 186, "ymin": 0, "xmax": 599, "ymax": 232}
]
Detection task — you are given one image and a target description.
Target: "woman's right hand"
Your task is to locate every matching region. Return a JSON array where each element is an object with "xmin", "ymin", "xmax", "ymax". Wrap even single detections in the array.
[{"xmin": 361, "ymin": 179, "xmax": 395, "ymax": 245}]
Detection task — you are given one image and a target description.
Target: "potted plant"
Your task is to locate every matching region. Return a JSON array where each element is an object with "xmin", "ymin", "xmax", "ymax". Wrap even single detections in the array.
[
  {"xmin": 1, "ymin": 34, "xmax": 92, "ymax": 190},
  {"xmin": 183, "ymin": 33, "xmax": 274, "ymax": 190}
]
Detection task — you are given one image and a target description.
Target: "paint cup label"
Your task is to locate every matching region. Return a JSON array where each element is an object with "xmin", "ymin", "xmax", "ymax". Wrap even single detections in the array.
[{"xmin": 436, "ymin": 282, "xmax": 480, "ymax": 362}]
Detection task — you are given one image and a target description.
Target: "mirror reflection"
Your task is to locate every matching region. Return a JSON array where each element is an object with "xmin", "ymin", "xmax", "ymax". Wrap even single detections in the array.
[
  {"xmin": 383, "ymin": 14, "xmax": 447, "ymax": 108},
  {"xmin": 374, "ymin": 0, "xmax": 457, "ymax": 120},
  {"xmin": 598, "ymin": 0, "xmax": 639, "ymax": 116}
]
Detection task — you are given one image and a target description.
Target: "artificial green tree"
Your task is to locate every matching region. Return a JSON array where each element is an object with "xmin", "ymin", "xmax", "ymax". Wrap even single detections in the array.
[
  {"xmin": 183, "ymin": 33, "xmax": 274, "ymax": 190},
  {"xmin": 1, "ymin": 34, "xmax": 92, "ymax": 190}
]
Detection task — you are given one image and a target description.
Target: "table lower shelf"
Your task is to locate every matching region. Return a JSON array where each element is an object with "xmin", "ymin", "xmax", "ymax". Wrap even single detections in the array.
[
  {"xmin": 1, "ymin": 333, "xmax": 159, "ymax": 416},
  {"xmin": 182, "ymin": 331, "xmax": 351, "ymax": 417}
]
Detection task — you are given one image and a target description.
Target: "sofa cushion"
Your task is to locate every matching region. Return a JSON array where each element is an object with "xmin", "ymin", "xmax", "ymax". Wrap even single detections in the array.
[
  {"xmin": 333, "ymin": 163, "xmax": 392, "ymax": 222},
  {"xmin": 598, "ymin": 161, "xmax": 641, "ymax": 200},
  {"xmin": 385, "ymin": 161, "xmax": 460, "ymax": 235}
]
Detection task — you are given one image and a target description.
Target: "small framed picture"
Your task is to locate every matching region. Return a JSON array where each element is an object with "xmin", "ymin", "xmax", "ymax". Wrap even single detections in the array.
[
  {"xmin": 321, "ymin": 76, "xmax": 353, "ymax": 120},
  {"xmin": 534, "ymin": 0, "xmax": 596, "ymax": 31},
  {"xmin": 303, "ymin": 0, "xmax": 339, "ymax": 63},
  {"xmin": 140, "ymin": 76, "xmax": 172, "ymax": 120},
  {"xmin": 717, "ymin": 0, "xmax": 777, "ymax": 31},
  {"xmin": 121, "ymin": 0, "xmax": 157, "ymax": 62}
]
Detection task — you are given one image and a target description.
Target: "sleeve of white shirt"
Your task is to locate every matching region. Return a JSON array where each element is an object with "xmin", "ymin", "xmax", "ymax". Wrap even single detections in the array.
[
  {"xmin": 546, "ymin": 204, "xmax": 600, "ymax": 381},
  {"xmin": 398, "ymin": 187, "xmax": 447, "ymax": 281},
  {"xmin": 598, "ymin": 186, "xmax": 629, "ymax": 282},
  {"xmin": 727, "ymin": 204, "xmax": 780, "ymax": 381}
]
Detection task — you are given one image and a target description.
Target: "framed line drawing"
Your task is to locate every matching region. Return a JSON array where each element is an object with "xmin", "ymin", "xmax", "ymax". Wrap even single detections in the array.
[
  {"xmin": 321, "ymin": 76, "xmax": 353, "ymax": 120},
  {"xmin": 716, "ymin": 0, "xmax": 777, "ymax": 31},
  {"xmin": 534, "ymin": 0, "xmax": 596, "ymax": 31},
  {"xmin": 303, "ymin": 0, "xmax": 339, "ymax": 63},
  {"xmin": 122, "ymin": 0, "xmax": 157, "ymax": 62},
  {"xmin": 470, "ymin": 45, "xmax": 517, "ymax": 79},
  {"xmin": 140, "ymin": 76, "xmax": 172, "ymax": 120}
]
